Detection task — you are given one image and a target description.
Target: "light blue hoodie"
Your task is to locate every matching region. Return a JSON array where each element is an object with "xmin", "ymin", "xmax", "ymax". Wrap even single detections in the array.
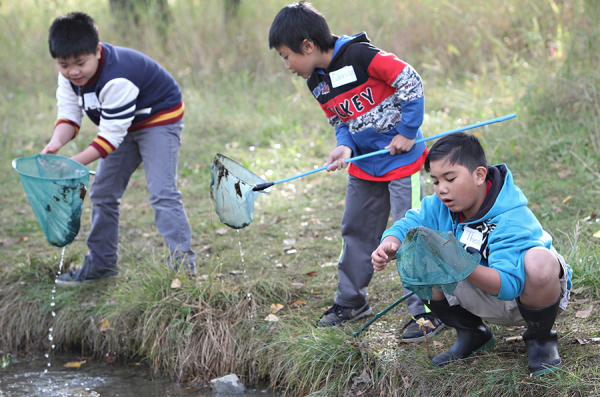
[{"xmin": 383, "ymin": 164, "xmax": 572, "ymax": 301}]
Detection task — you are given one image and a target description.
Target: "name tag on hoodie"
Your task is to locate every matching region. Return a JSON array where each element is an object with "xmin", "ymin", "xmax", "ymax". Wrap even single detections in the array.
[
  {"xmin": 83, "ymin": 92, "xmax": 100, "ymax": 110},
  {"xmin": 460, "ymin": 226, "xmax": 484, "ymax": 252},
  {"xmin": 330, "ymin": 66, "xmax": 357, "ymax": 88}
]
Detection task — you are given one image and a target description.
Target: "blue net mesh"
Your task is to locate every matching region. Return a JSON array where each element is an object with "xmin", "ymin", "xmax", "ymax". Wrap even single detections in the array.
[
  {"xmin": 397, "ymin": 226, "xmax": 481, "ymax": 300},
  {"xmin": 12, "ymin": 154, "xmax": 90, "ymax": 247},
  {"xmin": 210, "ymin": 154, "xmax": 271, "ymax": 229}
]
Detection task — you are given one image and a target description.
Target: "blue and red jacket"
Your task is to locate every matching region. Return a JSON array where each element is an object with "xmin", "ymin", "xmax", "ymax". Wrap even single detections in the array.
[
  {"xmin": 55, "ymin": 43, "xmax": 184, "ymax": 158},
  {"xmin": 307, "ymin": 32, "xmax": 426, "ymax": 180}
]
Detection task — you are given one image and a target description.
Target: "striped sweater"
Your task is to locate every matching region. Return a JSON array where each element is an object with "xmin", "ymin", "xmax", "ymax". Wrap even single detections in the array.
[
  {"xmin": 307, "ymin": 32, "xmax": 426, "ymax": 178},
  {"xmin": 55, "ymin": 43, "xmax": 184, "ymax": 158}
]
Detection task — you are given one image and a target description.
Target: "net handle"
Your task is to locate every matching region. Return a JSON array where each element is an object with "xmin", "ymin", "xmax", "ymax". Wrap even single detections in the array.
[{"xmin": 253, "ymin": 113, "xmax": 516, "ymax": 191}]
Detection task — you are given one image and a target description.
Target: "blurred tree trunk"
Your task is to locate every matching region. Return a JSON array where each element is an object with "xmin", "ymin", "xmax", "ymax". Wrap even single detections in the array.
[
  {"xmin": 225, "ymin": 0, "xmax": 241, "ymax": 21},
  {"xmin": 109, "ymin": 0, "xmax": 171, "ymax": 44}
]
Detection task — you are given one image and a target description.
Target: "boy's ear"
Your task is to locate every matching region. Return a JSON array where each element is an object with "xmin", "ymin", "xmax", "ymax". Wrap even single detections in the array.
[
  {"xmin": 475, "ymin": 166, "xmax": 488, "ymax": 186},
  {"xmin": 301, "ymin": 39, "xmax": 315, "ymax": 55},
  {"xmin": 95, "ymin": 43, "xmax": 102, "ymax": 59}
]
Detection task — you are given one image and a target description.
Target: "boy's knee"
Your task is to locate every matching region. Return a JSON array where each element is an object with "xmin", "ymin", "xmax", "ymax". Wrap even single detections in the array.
[{"xmin": 524, "ymin": 247, "xmax": 560, "ymax": 286}]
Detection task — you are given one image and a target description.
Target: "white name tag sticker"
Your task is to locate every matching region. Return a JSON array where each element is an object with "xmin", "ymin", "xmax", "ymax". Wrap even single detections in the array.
[
  {"xmin": 83, "ymin": 92, "xmax": 100, "ymax": 110},
  {"xmin": 460, "ymin": 226, "xmax": 484, "ymax": 251},
  {"xmin": 330, "ymin": 65, "xmax": 357, "ymax": 88}
]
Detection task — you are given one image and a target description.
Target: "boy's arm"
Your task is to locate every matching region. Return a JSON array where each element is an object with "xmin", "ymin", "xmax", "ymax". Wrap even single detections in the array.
[
  {"xmin": 372, "ymin": 236, "xmax": 401, "ymax": 271},
  {"xmin": 72, "ymin": 146, "xmax": 102, "ymax": 166},
  {"xmin": 367, "ymin": 52, "xmax": 425, "ymax": 153},
  {"xmin": 465, "ymin": 265, "xmax": 501, "ymax": 296},
  {"xmin": 42, "ymin": 123, "xmax": 77, "ymax": 155},
  {"xmin": 90, "ymin": 79, "xmax": 140, "ymax": 158}
]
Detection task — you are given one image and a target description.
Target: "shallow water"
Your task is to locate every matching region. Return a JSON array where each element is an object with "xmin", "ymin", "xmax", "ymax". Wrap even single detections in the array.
[{"xmin": 0, "ymin": 356, "xmax": 275, "ymax": 397}]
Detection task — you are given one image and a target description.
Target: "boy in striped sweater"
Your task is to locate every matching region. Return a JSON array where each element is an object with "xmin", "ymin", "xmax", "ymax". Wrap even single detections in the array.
[{"xmin": 43, "ymin": 12, "xmax": 196, "ymax": 286}]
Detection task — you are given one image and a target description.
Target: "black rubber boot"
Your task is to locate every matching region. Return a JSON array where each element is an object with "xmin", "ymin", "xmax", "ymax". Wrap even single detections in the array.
[
  {"xmin": 424, "ymin": 299, "xmax": 496, "ymax": 367},
  {"xmin": 517, "ymin": 296, "xmax": 562, "ymax": 376}
]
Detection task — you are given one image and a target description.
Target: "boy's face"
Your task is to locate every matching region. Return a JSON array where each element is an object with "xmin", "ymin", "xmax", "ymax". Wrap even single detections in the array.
[
  {"xmin": 429, "ymin": 159, "xmax": 488, "ymax": 220},
  {"xmin": 275, "ymin": 40, "xmax": 319, "ymax": 79},
  {"xmin": 56, "ymin": 43, "xmax": 102, "ymax": 87}
]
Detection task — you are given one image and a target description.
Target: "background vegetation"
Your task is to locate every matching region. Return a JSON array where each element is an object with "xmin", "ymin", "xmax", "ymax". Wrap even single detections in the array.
[{"xmin": 0, "ymin": 0, "xmax": 599, "ymax": 395}]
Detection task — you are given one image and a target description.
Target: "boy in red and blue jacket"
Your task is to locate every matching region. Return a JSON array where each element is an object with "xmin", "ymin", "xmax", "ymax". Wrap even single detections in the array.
[{"xmin": 269, "ymin": 2, "xmax": 443, "ymax": 340}]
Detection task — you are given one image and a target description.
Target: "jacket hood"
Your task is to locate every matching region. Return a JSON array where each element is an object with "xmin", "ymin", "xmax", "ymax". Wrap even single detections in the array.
[
  {"xmin": 462, "ymin": 164, "xmax": 528, "ymax": 224},
  {"xmin": 331, "ymin": 32, "xmax": 370, "ymax": 61}
]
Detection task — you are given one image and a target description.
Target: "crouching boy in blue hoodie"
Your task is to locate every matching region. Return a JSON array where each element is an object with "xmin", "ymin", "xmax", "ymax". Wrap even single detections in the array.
[{"xmin": 372, "ymin": 132, "xmax": 572, "ymax": 376}]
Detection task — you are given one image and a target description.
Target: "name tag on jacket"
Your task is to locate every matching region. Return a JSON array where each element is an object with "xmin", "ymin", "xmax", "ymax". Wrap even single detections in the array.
[{"xmin": 330, "ymin": 66, "xmax": 357, "ymax": 88}]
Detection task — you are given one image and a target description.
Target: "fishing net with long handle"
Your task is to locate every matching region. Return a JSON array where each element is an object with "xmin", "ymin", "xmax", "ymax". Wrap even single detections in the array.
[
  {"xmin": 210, "ymin": 113, "xmax": 516, "ymax": 229},
  {"xmin": 353, "ymin": 226, "xmax": 481, "ymax": 337},
  {"xmin": 12, "ymin": 154, "xmax": 91, "ymax": 247}
]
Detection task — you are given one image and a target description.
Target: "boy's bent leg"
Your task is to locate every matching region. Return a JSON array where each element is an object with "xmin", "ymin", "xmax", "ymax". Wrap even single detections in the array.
[
  {"xmin": 517, "ymin": 247, "xmax": 566, "ymax": 376},
  {"xmin": 389, "ymin": 174, "xmax": 444, "ymax": 342},
  {"xmin": 57, "ymin": 136, "xmax": 142, "ymax": 286},
  {"xmin": 136, "ymin": 120, "xmax": 196, "ymax": 274}
]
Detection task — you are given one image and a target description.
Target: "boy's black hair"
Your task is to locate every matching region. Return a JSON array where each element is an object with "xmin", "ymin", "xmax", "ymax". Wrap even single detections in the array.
[
  {"xmin": 424, "ymin": 132, "xmax": 487, "ymax": 174},
  {"xmin": 48, "ymin": 12, "xmax": 100, "ymax": 59},
  {"xmin": 268, "ymin": 1, "xmax": 336, "ymax": 53}
]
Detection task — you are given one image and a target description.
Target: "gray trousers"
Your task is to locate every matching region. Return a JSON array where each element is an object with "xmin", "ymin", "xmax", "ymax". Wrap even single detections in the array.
[
  {"xmin": 335, "ymin": 174, "xmax": 426, "ymax": 316},
  {"xmin": 87, "ymin": 119, "xmax": 196, "ymax": 273}
]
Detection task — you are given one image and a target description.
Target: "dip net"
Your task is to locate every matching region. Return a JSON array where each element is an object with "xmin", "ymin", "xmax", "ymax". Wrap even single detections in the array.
[
  {"xmin": 12, "ymin": 154, "xmax": 90, "ymax": 247},
  {"xmin": 397, "ymin": 226, "xmax": 481, "ymax": 300},
  {"xmin": 209, "ymin": 154, "xmax": 271, "ymax": 229}
]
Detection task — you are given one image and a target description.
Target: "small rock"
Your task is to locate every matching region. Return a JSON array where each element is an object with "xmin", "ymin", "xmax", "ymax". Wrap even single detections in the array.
[{"xmin": 210, "ymin": 374, "xmax": 246, "ymax": 394}]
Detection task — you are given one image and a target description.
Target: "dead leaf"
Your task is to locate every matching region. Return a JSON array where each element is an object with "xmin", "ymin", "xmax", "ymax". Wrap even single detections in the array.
[
  {"xmin": 571, "ymin": 287, "xmax": 585, "ymax": 295},
  {"xmin": 291, "ymin": 300, "xmax": 307, "ymax": 307},
  {"xmin": 291, "ymin": 283, "xmax": 304, "ymax": 289},
  {"xmin": 593, "ymin": 230, "xmax": 600, "ymax": 239},
  {"xmin": 432, "ymin": 341, "xmax": 444, "ymax": 349},
  {"xmin": 305, "ymin": 271, "xmax": 318, "ymax": 276},
  {"xmin": 562, "ymin": 195, "xmax": 573, "ymax": 203},
  {"xmin": 304, "ymin": 207, "xmax": 315, "ymax": 212},
  {"xmin": 170, "ymin": 278, "xmax": 181, "ymax": 289},
  {"xmin": 529, "ymin": 204, "xmax": 541, "ymax": 210},
  {"xmin": 215, "ymin": 228, "xmax": 228, "ymax": 235},
  {"xmin": 121, "ymin": 203, "xmax": 134, "ymax": 210},
  {"xmin": 581, "ymin": 212, "xmax": 596, "ymax": 222},
  {"xmin": 199, "ymin": 244, "xmax": 212, "ymax": 252},
  {"xmin": 402, "ymin": 375, "xmax": 411, "ymax": 389},
  {"xmin": 63, "ymin": 361, "xmax": 85, "ymax": 368},
  {"xmin": 574, "ymin": 298, "xmax": 589, "ymax": 304},
  {"xmin": 575, "ymin": 305, "xmax": 594, "ymax": 318},
  {"xmin": 506, "ymin": 326, "xmax": 525, "ymax": 331},
  {"xmin": 127, "ymin": 362, "xmax": 142, "ymax": 366},
  {"xmin": 506, "ymin": 336, "xmax": 523, "ymax": 342},
  {"xmin": 557, "ymin": 171, "xmax": 572, "ymax": 179},
  {"xmin": 283, "ymin": 238, "xmax": 296, "ymax": 245},
  {"xmin": 229, "ymin": 270, "xmax": 244, "ymax": 275},
  {"xmin": 270, "ymin": 303, "xmax": 284, "ymax": 313},
  {"xmin": 577, "ymin": 338, "xmax": 588, "ymax": 345},
  {"xmin": 98, "ymin": 318, "xmax": 110, "ymax": 332},
  {"xmin": 264, "ymin": 314, "xmax": 279, "ymax": 322}
]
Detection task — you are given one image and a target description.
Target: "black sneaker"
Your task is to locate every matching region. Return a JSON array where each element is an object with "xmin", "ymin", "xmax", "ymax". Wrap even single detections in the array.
[
  {"xmin": 316, "ymin": 302, "xmax": 373, "ymax": 327},
  {"xmin": 55, "ymin": 255, "xmax": 119, "ymax": 287},
  {"xmin": 401, "ymin": 313, "xmax": 445, "ymax": 343}
]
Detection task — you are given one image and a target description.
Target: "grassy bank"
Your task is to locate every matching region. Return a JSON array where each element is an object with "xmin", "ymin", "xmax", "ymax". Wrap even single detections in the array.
[{"xmin": 1, "ymin": 0, "xmax": 599, "ymax": 395}]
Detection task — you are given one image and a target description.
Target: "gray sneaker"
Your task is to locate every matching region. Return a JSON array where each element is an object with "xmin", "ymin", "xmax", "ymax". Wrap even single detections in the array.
[
  {"xmin": 401, "ymin": 313, "xmax": 445, "ymax": 343},
  {"xmin": 55, "ymin": 255, "xmax": 119, "ymax": 287},
  {"xmin": 317, "ymin": 302, "xmax": 373, "ymax": 327}
]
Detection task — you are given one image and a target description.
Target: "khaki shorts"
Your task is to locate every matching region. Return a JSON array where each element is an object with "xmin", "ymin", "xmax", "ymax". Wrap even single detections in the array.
[{"xmin": 443, "ymin": 250, "xmax": 570, "ymax": 326}]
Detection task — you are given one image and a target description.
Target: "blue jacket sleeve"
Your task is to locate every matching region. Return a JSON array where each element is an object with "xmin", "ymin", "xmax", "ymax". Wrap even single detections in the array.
[
  {"xmin": 395, "ymin": 96, "xmax": 425, "ymax": 139},
  {"xmin": 335, "ymin": 123, "xmax": 357, "ymax": 154}
]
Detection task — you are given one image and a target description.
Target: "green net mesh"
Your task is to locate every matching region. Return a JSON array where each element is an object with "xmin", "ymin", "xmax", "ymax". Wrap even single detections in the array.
[
  {"xmin": 397, "ymin": 226, "xmax": 481, "ymax": 300},
  {"xmin": 209, "ymin": 154, "xmax": 270, "ymax": 229},
  {"xmin": 12, "ymin": 154, "xmax": 90, "ymax": 247}
]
